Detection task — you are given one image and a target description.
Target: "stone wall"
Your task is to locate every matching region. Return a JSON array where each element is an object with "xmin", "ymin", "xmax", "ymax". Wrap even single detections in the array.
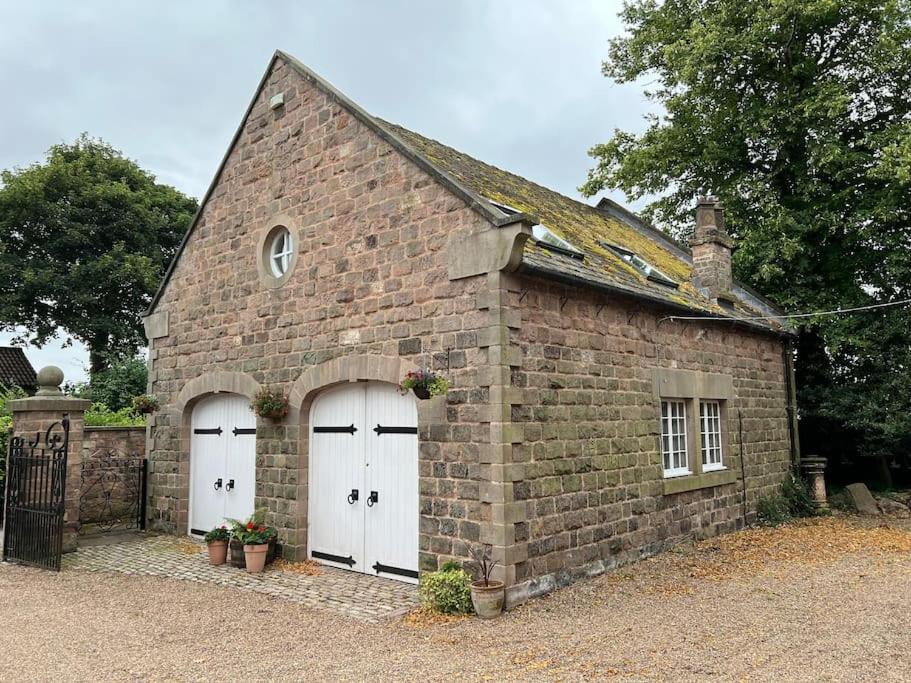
[
  {"xmin": 82, "ymin": 426, "xmax": 146, "ymax": 460},
  {"xmin": 79, "ymin": 426, "xmax": 147, "ymax": 530},
  {"xmin": 505, "ymin": 272, "xmax": 791, "ymax": 592},
  {"xmin": 146, "ymin": 54, "xmax": 495, "ymax": 563}
]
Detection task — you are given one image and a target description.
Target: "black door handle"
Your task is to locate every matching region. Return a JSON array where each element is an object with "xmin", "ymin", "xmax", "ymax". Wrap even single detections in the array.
[
  {"xmin": 347, "ymin": 489, "xmax": 359, "ymax": 504},
  {"xmin": 367, "ymin": 491, "xmax": 379, "ymax": 507},
  {"xmin": 213, "ymin": 478, "xmax": 223, "ymax": 491},
  {"xmin": 225, "ymin": 479, "xmax": 235, "ymax": 492}
]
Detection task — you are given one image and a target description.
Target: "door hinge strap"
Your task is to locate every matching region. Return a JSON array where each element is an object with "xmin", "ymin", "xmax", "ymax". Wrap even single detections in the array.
[
  {"xmin": 232, "ymin": 427, "xmax": 256, "ymax": 435},
  {"xmin": 313, "ymin": 424, "xmax": 357, "ymax": 434},
  {"xmin": 372, "ymin": 424, "xmax": 418, "ymax": 435},
  {"xmin": 312, "ymin": 550, "xmax": 356, "ymax": 566},
  {"xmin": 193, "ymin": 427, "xmax": 222, "ymax": 435},
  {"xmin": 372, "ymin": 561, "xmax": 419, "ymax": 579}
]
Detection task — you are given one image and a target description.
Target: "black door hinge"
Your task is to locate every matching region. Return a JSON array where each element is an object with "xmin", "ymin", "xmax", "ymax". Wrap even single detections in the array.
[
  {"xmin": 372, "ymin": 424, "xmax": 418, "ymax": 435},
  {"xmin": 372, "ymin": 561, "xmax": 419, "ymax": 579},
  {"xmin": 311, "ymin": 550, "xmax": 356, "ymax": 566},
  {"xmin": 232, "ymin": 427, "xmax": 256, "ymax": 436},
  {"xmin": 313, "ymin": 424, "xmax": 358, "ymax": 434},
  {"xmin": 193, "ymin": 427, "xmax": 222, "ymax": 435}
]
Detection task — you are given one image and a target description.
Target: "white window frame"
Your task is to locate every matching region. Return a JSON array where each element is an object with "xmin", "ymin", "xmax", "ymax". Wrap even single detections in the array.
[
  {"xmin": 700, "ymin": 400, "xmax": 725, "ymax": 472},
  {"xmin": 270, "ymin": 229, "xmax": 293, "ymax": 277},
  {"xmin": 660, "ymin": 400, "xmax": 690, "ymax": 478}
]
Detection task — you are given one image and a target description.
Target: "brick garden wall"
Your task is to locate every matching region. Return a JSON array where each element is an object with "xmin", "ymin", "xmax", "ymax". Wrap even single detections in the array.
[
  {"xmin": 147, "ymin": 55, "xmax": 495, "ymax": 563},
  {"xmin": 79, "ymin": 426, "xmax": 147, "ymax": 530},
  {"xmin": 82, "ymin": 426, "xmax": 146, "ymax": 461},
  {"xmin": 508, "ymin": 274, "xmax": 791, "ymax": 583}
]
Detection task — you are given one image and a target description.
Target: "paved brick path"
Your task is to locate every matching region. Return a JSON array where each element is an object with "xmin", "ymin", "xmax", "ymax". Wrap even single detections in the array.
[{"xmin": 63, "ymin": 534, "xmax": 419, "ymax": 622}]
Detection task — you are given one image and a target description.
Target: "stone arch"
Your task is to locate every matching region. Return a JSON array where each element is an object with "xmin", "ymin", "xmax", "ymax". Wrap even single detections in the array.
[
  {"xmin": 175, "ymin": 370, "xmax": 262, "ymax": 413},
  {"xmin": 288, "ymin": 354, "xmax": 413, "ymax": 413},
  {"xmin": 169, "ymin": 370, "xmax": 261, "ymax": 536},
  {"xmin": 286, "ymin": 354, "xmax": 426, "ymax": 560}
]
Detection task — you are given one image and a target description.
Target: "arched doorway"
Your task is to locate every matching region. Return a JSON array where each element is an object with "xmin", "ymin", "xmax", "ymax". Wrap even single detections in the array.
[
  {"xmin": 308, "ymin": 382, "xmax": 418, "ymax": 582},
  {"xmin": 189, "ymin": 393, "xmax": 256, "ymax": 535}
]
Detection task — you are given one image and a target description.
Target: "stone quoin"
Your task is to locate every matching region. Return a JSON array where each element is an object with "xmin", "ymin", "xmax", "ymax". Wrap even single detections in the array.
[{"xmin": 142, "ymin": 50, "xmax": 796, "ymax": 606}]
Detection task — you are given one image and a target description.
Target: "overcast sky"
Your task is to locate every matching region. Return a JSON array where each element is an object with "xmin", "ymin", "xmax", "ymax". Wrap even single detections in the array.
[{"xmin": 0, "ymin": 1, "xmax": 654, "ymax": 384}]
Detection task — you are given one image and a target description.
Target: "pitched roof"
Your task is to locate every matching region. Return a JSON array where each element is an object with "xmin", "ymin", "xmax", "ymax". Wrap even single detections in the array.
[
  {"xmin": 383, "ymin": 122, "xmax": 786, "ymax": 331},
  {"xmin": 0, "ymin": 347, "xmax": 36, "ymax": 390},
  {"xmin": 149, "ymin": 51, "xmax": 786, "ymax": 334}
]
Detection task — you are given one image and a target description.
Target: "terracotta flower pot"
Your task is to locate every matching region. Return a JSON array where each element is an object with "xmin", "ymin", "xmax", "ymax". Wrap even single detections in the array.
[
  {"xmin": 412, "ymin": 385, "xmax": 431, "ymax": 400},
  {"xmin": 231, "ymin": 537, "xmax": 278, "ymax": 568},
  {"xmin": 244, "ymin": 543, "xmax": 269, "ymax": 573},
  {"xmin": 470, "ymin": 580, "xmax": 505, "ymax": 619},
  {"xmin": 206, "ymin": 540, "xmax": 228, "ymax": 566}
]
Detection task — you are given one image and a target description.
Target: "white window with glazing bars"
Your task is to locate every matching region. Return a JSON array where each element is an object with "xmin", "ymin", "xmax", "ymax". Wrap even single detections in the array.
[
  {"xmin": 660, "ymin": 400, "xmax": 689, "ymax": 477},
  {"xmin": 700, "ymin": 400, "xmax": 724, "ymax": 471}
]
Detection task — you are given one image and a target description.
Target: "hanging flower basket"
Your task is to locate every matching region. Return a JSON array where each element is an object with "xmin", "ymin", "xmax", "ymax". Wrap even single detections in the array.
[
  {"xmin": 399, "ymin": 368, "xmax": 449, "ymax": 400},
  {"xmin": 131, "ymin": 394, "xmax": 160, "ymax": 415},
  {"xmin": 251, "ymin": 387, "xmax": 289, "ymax": 421}
]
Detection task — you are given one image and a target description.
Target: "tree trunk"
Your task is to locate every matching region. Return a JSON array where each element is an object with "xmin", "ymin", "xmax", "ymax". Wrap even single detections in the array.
[{"xmin": 89, "ymin": 347, "xmax": 109, "ymax": 377}]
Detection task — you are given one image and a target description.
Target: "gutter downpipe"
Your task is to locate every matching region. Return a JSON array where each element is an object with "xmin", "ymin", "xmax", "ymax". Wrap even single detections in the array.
[{"xmin": 783, "ymin": 337, "xmax": 801, "ymax": 468}]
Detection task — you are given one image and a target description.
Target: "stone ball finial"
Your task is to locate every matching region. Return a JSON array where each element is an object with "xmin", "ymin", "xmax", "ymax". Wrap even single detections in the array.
[{"xmin": 35, "ymin": 365, "xmax": 65, "ymax": 396}]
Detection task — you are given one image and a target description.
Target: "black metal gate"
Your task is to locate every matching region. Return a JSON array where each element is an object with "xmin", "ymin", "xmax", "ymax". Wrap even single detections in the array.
[
  {"xmin": 2, "ymin": 416, "xmax": 69, "ymax": 571},
  {"xmin": 79, "ymin": 451, "xmax": 147, "ymax": 535}
]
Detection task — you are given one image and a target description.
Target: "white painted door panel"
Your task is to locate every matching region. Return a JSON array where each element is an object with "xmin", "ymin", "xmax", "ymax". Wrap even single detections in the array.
[
  {"xmin": 308, "ymin": 382, "xmax": 418, "ymax": 583},
  {"xmin": 223, "ymin": 395, "xmax": 257, "ymax": 523},
  {"xmin": 364, "ymin": 383, "xmax": 419, "ymax": 583},
  {"xmin": 308, "ymin": 383, "xmax": 366, "ymax": 571},
  {"xmin": 190, "ymin": 394, "xmax": 257, "ymax": 535},
  {"xmin": 190, "ymin": 396, "xmax": 227, "ymax": 534}
]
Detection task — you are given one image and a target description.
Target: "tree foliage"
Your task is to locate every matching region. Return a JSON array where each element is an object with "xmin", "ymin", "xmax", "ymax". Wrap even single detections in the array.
[
  {"xmin": 583, "ymin": 1, "xmax": 911, "ymax": 470},
  {"xmin": 0, "ymin": 135, "xmax": 197, "ymax": 374},
  {"xmin": 69, "ymin": 354, "xmax": 148, "ymax": 412}
]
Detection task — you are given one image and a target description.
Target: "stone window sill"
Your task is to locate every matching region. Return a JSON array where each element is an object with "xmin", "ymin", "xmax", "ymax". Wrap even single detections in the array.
[{"xmin": 662, "ymin": 468, "xmax": 737, "ymax": 495}]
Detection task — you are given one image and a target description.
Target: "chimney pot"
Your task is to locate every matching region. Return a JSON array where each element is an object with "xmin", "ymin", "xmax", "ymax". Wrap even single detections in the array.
[{"xmin": 691, "ymin": 196, "xmax": 733, "ymax": 300}]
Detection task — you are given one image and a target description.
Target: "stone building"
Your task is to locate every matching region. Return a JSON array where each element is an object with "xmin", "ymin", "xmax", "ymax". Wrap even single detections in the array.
[{"xmin": 144, "ymin": 51, "xmax": 797, "ymax": 604}]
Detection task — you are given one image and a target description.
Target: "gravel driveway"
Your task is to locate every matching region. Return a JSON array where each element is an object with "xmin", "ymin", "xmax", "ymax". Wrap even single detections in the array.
[{"xmin": 1, "ymin": 516, "xmax": 909, "ymax": 681}]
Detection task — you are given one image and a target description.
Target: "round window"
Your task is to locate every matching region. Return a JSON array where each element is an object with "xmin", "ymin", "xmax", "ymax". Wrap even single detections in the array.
[{"xmin": 270, "ymin": 228, "xmax": 293, "ymax": 277}]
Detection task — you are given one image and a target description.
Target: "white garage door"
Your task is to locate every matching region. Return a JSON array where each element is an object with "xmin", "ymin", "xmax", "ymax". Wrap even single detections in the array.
[
  {"xmin": 189, "ymin": 393, "xmax": 256, "ymax": 535},
  {"xmin": 309, "ymin": 382, "xmax": 418, "ymax": 583}
]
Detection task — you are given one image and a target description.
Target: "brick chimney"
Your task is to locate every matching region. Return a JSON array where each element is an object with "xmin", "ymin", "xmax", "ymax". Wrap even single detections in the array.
[{"xmin": 690, "ymin": 196, "xmax": 733, "ymax": 299}]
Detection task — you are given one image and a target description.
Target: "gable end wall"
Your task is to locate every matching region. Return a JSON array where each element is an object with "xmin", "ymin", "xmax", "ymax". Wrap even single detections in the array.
[{"xmin": 146, "ymin": 56, "xmax": 500, "ymax": 567}]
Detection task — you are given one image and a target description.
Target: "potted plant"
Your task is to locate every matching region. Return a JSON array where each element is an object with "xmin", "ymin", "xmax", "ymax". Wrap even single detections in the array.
[
  {"xmin": 468, "ymin": 544, "xmax": 505, "ymax": 618},
  {"xmin": 131, "ymin": 394, "xmax": 160, "ymax": 415},
  {"xmin": 399, "ymin": 368, "xmax": 449, "ymax": 400},
  {"xmin": 226, "ymin": 511, "xmax": 278, "ymax": 570},
  {"xmin": 203, "ymin": 526, "xmax": 230, "ymax": 566},
  {"xmin": 240, "ymin": 521, "xmax": 277, "ymax": 574},
  {"xmin": 251, "ymin": 387, "xmax": 289, "ymax": 421}
]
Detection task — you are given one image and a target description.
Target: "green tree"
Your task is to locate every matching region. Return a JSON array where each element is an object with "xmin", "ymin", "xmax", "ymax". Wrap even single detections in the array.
[
  {"xmin": 582, "ymin": 1, "xmax": 911, "ymax": 473},
  {"xmin": 69, "ymin": 354, "xmax": 148, "ymax": 412},
  {"xmin": 0, "ymin": 135, "xmax": 197, "ymax": 375}
]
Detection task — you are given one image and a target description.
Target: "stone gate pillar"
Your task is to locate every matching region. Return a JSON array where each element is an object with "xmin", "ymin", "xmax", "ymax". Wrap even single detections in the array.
[{"xmin": 8, "ymin": 366, "xmax": 91, "ymax": 552}]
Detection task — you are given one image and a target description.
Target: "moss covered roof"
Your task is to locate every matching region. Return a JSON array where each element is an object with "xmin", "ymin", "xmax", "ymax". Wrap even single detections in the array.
[{"xmin": 382, "ymin": 121, "xmax": 784, "ymax": 332}]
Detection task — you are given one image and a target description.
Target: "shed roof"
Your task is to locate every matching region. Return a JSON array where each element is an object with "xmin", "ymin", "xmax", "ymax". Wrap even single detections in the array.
[{"xmin": 0, "ymin": 347, "xmax": 37, "ymax": 390}]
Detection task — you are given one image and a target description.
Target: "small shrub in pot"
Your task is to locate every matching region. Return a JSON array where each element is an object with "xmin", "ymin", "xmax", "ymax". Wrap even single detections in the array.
[
  {"xmin": 468, "ymin": 544, "xmax": 505, "ymax": 618},
  {"xmin": 203, "ymin": 526, "xmax": 229, "ymax": 566}
]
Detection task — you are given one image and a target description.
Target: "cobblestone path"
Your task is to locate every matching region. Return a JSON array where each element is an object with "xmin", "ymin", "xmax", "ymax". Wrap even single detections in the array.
[{"xmin": 63, "ymin": 534, "xmax": 419, "ymax": 622}]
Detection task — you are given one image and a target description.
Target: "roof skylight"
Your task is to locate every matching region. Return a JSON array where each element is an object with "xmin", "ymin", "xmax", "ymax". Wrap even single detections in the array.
[
  {"xmin": 531, "ymin": 224, "xmax": 583, "ymax": 259},
  {"xmin": 600, "ymin": 242, "xmax": 678, "ymax": 288},
  {"xmin": 485, "ymin": 196, "xmax": 584, "ymax": 260}
]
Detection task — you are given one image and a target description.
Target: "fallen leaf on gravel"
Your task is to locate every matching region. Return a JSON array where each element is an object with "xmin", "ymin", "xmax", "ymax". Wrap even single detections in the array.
[
  {"xmin": 401, "ymin": 607, "xmax": 469, "ymax": 628},
  {"xmin": 271, "ymin": 559, "xmax": 322, "ymax": 576}
]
